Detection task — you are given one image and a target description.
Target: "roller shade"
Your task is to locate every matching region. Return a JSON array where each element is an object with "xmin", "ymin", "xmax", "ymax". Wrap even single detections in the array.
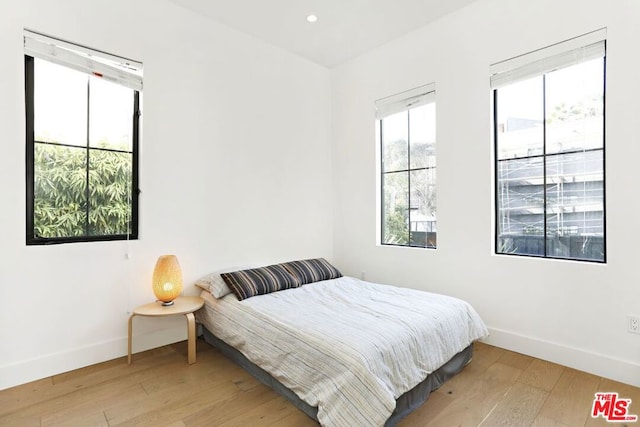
[
  {"xmin": 24, "ymin": 29, "xmax": 143, "ymax": 91},
  {"xmin": 490, "ymin": 28, "xmax": 606, "ymax": 90},
  {"xmin": 375, "ymin": 83, "xmax": 435, "ymax": 120}
]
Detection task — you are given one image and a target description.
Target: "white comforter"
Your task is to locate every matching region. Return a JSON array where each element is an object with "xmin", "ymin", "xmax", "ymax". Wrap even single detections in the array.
[{"xmin": 198, "ymin": 276, "xmax": 488, "ymax": 427}]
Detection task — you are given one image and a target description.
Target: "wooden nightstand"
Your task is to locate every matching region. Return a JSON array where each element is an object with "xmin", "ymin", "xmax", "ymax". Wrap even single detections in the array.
[{"xmin": 128, "ymin": 296, "xmax": 204, "ymax": 365}]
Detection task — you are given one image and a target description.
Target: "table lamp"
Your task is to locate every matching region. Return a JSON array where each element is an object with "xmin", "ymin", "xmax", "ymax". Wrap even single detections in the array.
[{"xmin": 152, "ymin": 255, "xmax": 183, "ymax": 306}]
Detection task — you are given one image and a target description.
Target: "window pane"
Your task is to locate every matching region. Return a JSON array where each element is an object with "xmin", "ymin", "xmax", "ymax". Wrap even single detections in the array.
[
  {"xmin": 89, "ymin": 77, "xmax": 134, "ymax": 151},
  {"xmin": 545, "ymin": 58, "xmax": 604, "ymax": 154},
  {"xmin": 496, "ymin": 157, "xmax": 545, "ymax": 256},
  {"xmin": 496, "ymin": 76, "xmax": 543, "ymax": 160},
  {"xmin": 381, "ymin": 111, "xmax": 408, "ymax": 172},
  {"xmin": 34, "ymin": 59, "xmax": 88, "ymax": 147},
  {"xmin": 409, "ymin": 103, "xmax": 436, "ymax": 169},
  {"xmin": 545, "ymin": 150, "xmax": 604, "ymax": 261},
  {"xmin": 409, "ymin": 168, "xmax": 436, "ymax": 248},
  {"xmin": 382, "ymin": 171, "xmax": 408, "ymax": 245},
  {"xmin": 494, "ymin": 41, "xmax": 605, "ymax": 262},
  {"xmin": 88, "ymin": 150, "xmax": 133, "ymax": 236},
  {"xmin": 33, "ymin": 143, "xmax": 87, "ymax": 238}
]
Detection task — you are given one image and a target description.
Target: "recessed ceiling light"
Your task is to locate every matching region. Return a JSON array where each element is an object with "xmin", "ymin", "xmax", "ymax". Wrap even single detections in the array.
[{"xmin": 306, "ymin": 14, "xmax": 318, "ymax": 23}]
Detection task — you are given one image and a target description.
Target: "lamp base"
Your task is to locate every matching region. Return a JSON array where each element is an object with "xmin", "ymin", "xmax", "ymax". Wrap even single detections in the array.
[{"xmin": 160, "ymin": 300, "xmax": 175, "ymax": 306}]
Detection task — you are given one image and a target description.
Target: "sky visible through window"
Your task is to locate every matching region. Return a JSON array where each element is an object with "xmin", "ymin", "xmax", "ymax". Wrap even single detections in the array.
[
  {"xmin": 382, "ymin": 103, "xmax": 436, "ymax": 157},
  {"xmin": 496, "ymin": 58, "xmax": 603, "ymax": 139},
  {"xmin": 34, "ymin": 58, "xmax": 133, "ymax": 151}
]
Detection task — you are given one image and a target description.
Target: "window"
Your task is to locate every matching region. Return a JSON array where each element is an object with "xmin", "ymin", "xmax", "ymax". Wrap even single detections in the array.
[
  {"xmin": 24, "ymin": 30, "xmax": 142, "ymax": 245},
  {"xmin": 492, "ymin": 30, "xmax": 606, "ymax": 262},
  {"xmin": 377, "ymin": 84, "xmax": 436, "ymax": 248}
]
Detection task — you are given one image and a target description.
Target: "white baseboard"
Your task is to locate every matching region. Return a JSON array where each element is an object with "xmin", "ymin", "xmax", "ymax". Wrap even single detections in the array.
[
  {"xmin": 484, "ymin": 327, "xmax": 640, "ymax": 388},
  {"xmin": 0, "ymin": 325, "xmax": 186, "ymax": 391}
]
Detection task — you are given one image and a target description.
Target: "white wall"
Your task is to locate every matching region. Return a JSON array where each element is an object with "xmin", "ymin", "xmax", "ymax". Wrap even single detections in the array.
[
  {"xmin": 0, "ymin": 0, "xmax": 333, "ymax": 389},
  {"xmin": 331, "ymin": 0, "xmax": 640, "ymax": 386}
]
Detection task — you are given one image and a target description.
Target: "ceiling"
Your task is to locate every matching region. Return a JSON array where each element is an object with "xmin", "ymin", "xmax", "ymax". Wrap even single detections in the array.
[{"xmin": 168, "ymin": 0, "xmax": 478, "ymax": 68}]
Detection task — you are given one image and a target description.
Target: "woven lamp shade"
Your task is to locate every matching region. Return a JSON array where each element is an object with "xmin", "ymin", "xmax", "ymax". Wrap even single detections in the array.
[{"xmin": 152, "ymin": 255, "xmax": 183, "ymax": 306}]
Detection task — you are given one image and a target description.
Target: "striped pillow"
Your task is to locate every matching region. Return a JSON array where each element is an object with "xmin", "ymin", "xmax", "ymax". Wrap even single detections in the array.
[
  {"xmin": 282, "ymin": 258, "xmax": 342, "ymax": 285},
  {"xmin": 221, "ymin": 264, "xmax": 301, "ymax": 301}
]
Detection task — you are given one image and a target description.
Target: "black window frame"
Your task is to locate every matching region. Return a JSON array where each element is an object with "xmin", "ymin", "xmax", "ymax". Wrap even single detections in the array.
[
  {"xmin": 493, "ymin": 53, "xmax": 606, "ymax": 263},
  {"xmin": 379, "ymin": 102, "xmax": 437, "ymax": 249},
  {"xmin": 24, "ymin": 55, "xmax": 140, "ymax": 245}
]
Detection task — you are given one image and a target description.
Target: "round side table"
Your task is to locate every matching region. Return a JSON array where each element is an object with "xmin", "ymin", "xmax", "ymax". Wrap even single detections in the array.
[{"xmin": 127, "ymin": 296, "xmax": 204, "ymax": 364}]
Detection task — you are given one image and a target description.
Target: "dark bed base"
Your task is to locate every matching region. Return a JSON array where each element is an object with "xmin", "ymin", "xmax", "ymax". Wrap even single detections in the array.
[{"xmin": 201, "ymin": 327, "xmax": 473, "ymax": 426}]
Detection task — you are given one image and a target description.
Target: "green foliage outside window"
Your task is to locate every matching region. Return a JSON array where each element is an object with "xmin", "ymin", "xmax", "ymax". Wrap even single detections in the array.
[
  {"xmin": 384, "ymin": 204, "xmax": 409, "ymax": 245},
  {"xmin": 33, "ymin": 143, "xmax": 132, "ymax": 238}
]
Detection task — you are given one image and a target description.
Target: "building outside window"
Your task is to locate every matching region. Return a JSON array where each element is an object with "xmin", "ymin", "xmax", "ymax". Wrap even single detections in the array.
[
  {"xmin": 377, "ymin": 84, "xmax": 436, "ymax": 248},
  {"xmin": 24, "ymin": 30, "xmax": 142, "ymax": 245},
  {"xmin": 492, "ymin": 30, "xmax": 606, "ymax": 262}
]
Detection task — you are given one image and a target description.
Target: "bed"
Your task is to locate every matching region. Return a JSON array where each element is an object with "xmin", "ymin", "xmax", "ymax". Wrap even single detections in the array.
[{"xmin": 194, "ymin": 259, "xmax": 488, "ymax": 427}]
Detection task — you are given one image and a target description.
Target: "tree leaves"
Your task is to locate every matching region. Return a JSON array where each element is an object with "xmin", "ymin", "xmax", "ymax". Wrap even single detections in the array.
[{"xmin": 33, "ymin": 143, "xmax": 132, "ymax": 238}]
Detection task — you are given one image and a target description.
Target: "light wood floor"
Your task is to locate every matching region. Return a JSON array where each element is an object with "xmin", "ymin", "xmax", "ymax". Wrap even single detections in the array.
[{"xmin": 1, "ymin": 339, "xmax": 638, "ymax": 426}]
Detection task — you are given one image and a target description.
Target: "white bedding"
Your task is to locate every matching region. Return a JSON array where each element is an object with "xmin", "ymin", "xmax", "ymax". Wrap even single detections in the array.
[{"xmin": 197, "ymin": 276, "xmax": 488, "ymax": 427}]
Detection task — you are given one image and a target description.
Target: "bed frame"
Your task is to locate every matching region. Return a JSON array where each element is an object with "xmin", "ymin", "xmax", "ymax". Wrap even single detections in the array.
[{"xmin": 202, "ymin": 327, "xmax": 473, "ymax": 426}]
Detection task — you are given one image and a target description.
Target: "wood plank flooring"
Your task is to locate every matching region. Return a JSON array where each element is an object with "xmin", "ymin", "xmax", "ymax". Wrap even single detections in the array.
[{"xmin": 1, "ymin": 339, "xmax": 638, "ymax": 426}]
